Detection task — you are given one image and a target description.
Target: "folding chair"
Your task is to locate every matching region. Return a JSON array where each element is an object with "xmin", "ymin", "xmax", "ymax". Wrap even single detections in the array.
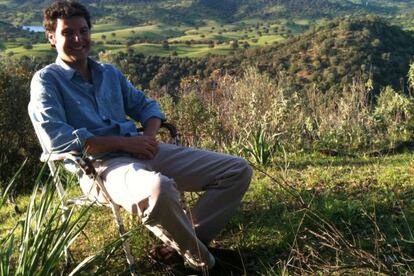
[{"xmin": 35, "ymin": 122, "xmax": 179, "ymax": 276}]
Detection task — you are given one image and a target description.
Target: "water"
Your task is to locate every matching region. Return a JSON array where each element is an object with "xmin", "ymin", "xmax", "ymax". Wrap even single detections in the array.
[{"xmin": 22, "ymin": 26, "xmax": 44, "ymax": 32}]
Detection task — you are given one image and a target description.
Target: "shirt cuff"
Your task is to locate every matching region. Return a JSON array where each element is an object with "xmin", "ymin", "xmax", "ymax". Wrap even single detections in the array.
[
  {"xmin": 73, "ymin": 128, "xmax": 94, "ymax": 152},
  {"xmin": 140, "ymin": 112, "xmax": 166, "ymax": 126}
]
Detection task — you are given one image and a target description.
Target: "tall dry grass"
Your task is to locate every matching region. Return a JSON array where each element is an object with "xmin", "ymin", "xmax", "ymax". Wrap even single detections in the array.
[{"xmin": 159, "ymin": 66, "xmax": 414, "ymax": 163}]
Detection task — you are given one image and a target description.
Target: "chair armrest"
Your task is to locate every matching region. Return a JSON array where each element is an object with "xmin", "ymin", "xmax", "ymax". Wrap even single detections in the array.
[
  {"xmin": 137, "ymin": 122, "xmax": 178, "ymax": 143},
  {"xmin": 40, "ymin": 151, "xmax": 81, "ymax": 162},
  {"xmin": 160, "ymin": 122, "xmax": 177, "ymax": 140},
  {"xmin": 40, "ymin": 151, "xmax": 96, "ymax": 176}
]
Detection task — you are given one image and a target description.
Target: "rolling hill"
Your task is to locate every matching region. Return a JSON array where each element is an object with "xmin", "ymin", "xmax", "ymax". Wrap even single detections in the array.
[
  {"xmin": 104, "ymin": 17, "xmax": 414, "ymax": 94},
  {"xmin": 210, "ymin": 16, "xmax": 414, "ymax": 92},
  {"xmin": 244, "ymin": 16, "xmax": 414, "ymax": 91}
]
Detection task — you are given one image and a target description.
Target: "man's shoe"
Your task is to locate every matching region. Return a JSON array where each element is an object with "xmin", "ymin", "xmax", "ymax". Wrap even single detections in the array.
[
  {"xmin": 149, "ymin": 245, "xmax": 246, "ymax": 275},
  {"xmin": 172, "ymin": 247, "xmax": 245, "ymax": 276},
  {"xmin": 207, "ymin": 247, "xmax": 245, "ymax": 274},
  {"xmin": 149, "ymin": 244, "xmax": 183, "ymax": 267}
]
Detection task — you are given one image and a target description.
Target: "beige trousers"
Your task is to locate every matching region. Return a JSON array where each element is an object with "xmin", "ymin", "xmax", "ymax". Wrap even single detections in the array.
[{"xmin": 79, "ymin": 143, "xmax": 252, "ymax": 269}]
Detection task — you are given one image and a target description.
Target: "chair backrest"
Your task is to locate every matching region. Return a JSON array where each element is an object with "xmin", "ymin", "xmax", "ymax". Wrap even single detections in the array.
[
  {"xmin": 33, "ymin": 121, "xmax": 178, "ymax": 202},
  {"xmin": 31, "ymin": 120, "xmax": 68, "ymax": 201}
]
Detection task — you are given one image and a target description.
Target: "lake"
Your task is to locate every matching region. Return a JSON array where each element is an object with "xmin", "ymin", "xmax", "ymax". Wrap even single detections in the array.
[{"xmin": 22, "ymin": 26, "xmax": 44, "ymax": 32}]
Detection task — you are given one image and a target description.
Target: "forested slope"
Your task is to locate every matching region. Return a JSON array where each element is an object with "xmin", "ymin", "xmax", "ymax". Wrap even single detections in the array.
[
  {"xmin": 105, "ymin": 17, "xmax": 414, "ymax": 94},
  {"xmin": 1, "ymin": 0, "xmax": 413, "ymax": 26}
]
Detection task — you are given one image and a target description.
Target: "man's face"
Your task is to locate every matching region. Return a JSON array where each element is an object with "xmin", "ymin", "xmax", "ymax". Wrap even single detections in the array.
[{"xmin": 47, "ymin": 16, "xmax": 91, "ymax": 65}]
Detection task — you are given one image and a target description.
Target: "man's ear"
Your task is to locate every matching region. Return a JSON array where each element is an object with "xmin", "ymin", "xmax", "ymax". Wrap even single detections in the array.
[{"xmin": 46, "ymin": 31, "xmax": 56, "ymax": 47}]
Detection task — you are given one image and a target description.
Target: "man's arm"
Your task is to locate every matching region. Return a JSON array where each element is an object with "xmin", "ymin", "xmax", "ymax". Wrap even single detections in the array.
[
  {"xmin": 29, "ymin": 71, "xmax": 95, "ymax": 154},
  {"xmin": 143, "ymin": 117, "xmax": 161, "ymax": 137},
  {"xmin": 84, "ymin": 134, "xmax": 159, "ymax": 159},
  {"xmin": 85, "ymin": 117, "xmax": 162, "ymax": 159},
  {"xmin": 116, "ymin": 68, "xmax": 165, "ymax": 125}
]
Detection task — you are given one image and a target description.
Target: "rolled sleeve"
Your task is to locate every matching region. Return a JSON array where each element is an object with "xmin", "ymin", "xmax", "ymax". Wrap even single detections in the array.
[
  {"xmin": 29, "ymin": 71, "xmax": 93, "ymax": 154},
  {"xmin": 73, "ymin": 128, "xmax": 94, "ymax": 149},
  {"xmin": 116, "ymin": 68, "xmax": 166, "ymax": 126}
]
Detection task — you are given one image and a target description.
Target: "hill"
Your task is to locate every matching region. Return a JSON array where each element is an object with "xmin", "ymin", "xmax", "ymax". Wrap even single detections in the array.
[
  {"xmin": 209, "ymin": 16, "xmax": 414, "ymax": 92},
  {"xmin": 104, "ymin": 17, "xmax": 414, "ymax": 94},
  {"xmin": 1, "ymin": 0, "xmax": 414, "ymax": 27}
]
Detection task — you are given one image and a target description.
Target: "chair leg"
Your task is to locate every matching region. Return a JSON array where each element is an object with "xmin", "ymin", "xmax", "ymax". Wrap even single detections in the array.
[
  {"xmin": 110, "ymin": 202, "xmax": 138, "ymax": 276},
  {"xmin": 47, "ymin": 161, "xmax": 72, "ymax": 267},
  {"xmin": 93, "ymin": 175, "xmax": 138, "ymax": 276}
]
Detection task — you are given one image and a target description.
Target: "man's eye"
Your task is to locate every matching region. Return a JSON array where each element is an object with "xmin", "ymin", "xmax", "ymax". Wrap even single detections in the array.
[
  {"xmin": 80, "ymin": 28, "xmax": 89, "ymax": 35},
  {"xmin": 62, "ymin": 30, "xmax": 73, "ymax": 36}
]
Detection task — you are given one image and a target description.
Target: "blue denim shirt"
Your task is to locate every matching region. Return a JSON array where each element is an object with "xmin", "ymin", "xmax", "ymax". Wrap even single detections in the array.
[{"xmin": 28, "ymin": 57, "xmax": 165, "ymax": 155}]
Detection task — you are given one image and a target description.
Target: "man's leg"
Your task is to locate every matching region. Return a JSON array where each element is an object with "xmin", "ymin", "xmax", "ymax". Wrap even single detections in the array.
[
  {"xmin": 79, "ymin": 156, "xmax": 215, "ymax": 270},
  {"xmin": 148, "ymin": 144, "xmax": 253, "ymax": 243}
]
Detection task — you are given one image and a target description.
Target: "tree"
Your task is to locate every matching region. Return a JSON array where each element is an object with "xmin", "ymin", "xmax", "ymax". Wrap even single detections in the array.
[
  {"xmin": 408, "ymin": 63, "xmax": 414, "ymax": 90},
  {"xmin": 230, "ymin": 40, "xmax": 239, "ymax": 49},
  {"xmin": 162, "ymin": 40, "xmax": 169, "ymax": 50},
  {"xmin": 22, "ymin": 42, "xmax": 33, "ymax": 50}
]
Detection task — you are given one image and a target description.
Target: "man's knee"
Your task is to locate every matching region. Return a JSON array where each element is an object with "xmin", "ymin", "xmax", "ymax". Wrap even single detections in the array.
[
  {"xmin": 234, "ymin": 157, "xmax": 253, "ymax": 190},
  {"xmin": 150, "ymin": 174, "xmax": 180, "ymax": 201},
  {"xmin": 141, "ymin": 174, "xmax": 181, "ymax": 224}
]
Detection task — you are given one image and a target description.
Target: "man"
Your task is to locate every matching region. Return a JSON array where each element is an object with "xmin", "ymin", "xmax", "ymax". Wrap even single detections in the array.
[{"xmin": 28, "ymin": 0, "xmax": 252, "ymax": 273}]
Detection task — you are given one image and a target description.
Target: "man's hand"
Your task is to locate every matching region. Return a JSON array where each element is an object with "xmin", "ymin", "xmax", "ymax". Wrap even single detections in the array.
[
  {"xmin": 121, "ymin": 135, "xmax": 159, "ymax": 160},
  {"xmin": 84, "ymin": 117, "xmax": 162, "ymax": 159},
  {"xmin": 84, "ymin": 133, "xmax": 159, "ymax": 160}
]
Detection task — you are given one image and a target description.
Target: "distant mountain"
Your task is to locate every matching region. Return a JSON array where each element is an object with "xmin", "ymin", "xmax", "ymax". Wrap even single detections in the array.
[{"xmin": 1, "ymin": 0, "xmax": 414, "ymax": 27}]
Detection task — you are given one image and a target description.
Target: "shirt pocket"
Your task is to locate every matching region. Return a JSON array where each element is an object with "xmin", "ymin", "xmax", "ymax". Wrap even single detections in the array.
[{"xmin": 104, "ymin": 86, "xmax": 127, "ymax": 121}]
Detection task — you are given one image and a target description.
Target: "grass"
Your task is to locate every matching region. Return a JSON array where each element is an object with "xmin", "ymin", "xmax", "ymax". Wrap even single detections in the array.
[
  {"xmin": 92, "ymin": 24, "xmax": 185, "ymax": 42},
  {"xmin": 1, "ymin": 151, "xmax": 413, "ymax": 274}
]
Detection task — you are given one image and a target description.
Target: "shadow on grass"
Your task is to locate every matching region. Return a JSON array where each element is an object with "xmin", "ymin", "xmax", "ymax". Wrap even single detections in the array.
[
  {"xmin": 282, "ymin": 151, "xmax": 414, "ymax": 170},
  {"xmin": 228, "ymin": 186, "xmax": 414, "ymax": 275}
]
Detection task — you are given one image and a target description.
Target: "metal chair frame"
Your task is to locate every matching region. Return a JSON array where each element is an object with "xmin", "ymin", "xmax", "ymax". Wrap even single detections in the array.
[{"xmin": 37, "ymin": 122, "xmax": 179, "ymax": 276}]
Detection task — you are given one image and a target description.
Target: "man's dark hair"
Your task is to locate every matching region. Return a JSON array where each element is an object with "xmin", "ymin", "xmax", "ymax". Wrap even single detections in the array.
[{"xmin": 43, "ymin": 1, "xmax": 91, "ymax": 32}]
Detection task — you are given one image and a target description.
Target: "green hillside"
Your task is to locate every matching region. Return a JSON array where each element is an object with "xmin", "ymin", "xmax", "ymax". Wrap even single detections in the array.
[
  {"xmin": 2, "ymin": 0, "xmax": 414, "ymax": 58},
  {"xmin": 240, "ymin": 16, "xmax": 414, "ymax": 92},
  {"xmin": 102, "ymin": 17, "xmax": 414, "ymax": 94}
]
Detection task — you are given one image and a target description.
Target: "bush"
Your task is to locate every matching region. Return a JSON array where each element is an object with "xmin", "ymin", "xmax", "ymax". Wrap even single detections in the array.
[
  {"xmin": 159, "ymin": 78, "xmax": 222, "ymax": 149},
  {"xmin": 371, "ymin": 86, "xmax": 414, "ymax": 148},
  {"xmin": 161, "ymin": 65, "xmax": 414, "ymax": 161},
  {"xmin": 0, "ymin": 56, "xmax": 44, "ymax": 193}
]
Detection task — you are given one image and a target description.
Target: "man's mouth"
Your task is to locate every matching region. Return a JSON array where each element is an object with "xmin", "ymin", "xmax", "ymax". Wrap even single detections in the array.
[{"xmin": 71, "ymin": 45, "xmax": 87, "ymax": 51}]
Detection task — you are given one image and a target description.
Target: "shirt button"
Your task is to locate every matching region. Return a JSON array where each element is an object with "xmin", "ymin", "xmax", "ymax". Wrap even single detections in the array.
[{"xmin": 102, "ymin": 116, "xmax": 107, "ymax": 120}]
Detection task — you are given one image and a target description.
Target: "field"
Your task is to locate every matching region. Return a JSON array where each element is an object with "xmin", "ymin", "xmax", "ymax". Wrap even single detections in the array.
[
  {"xmin": 3, "ymin": 19, "xmax": 298, "ymax": 58},
  {"xmin": 2, "ymin": 151, "xmax": 413, "ymax": 274}
]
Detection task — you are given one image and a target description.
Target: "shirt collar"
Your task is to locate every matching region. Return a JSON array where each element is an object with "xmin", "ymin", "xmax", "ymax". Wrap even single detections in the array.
[{"xmin": 55, "ymin": 57, "xmax": 105, "ymax": 80}]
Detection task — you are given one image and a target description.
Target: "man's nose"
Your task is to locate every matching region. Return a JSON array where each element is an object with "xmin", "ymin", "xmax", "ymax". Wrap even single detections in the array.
[{"xmin": 73, "ymin": 33, "xmax": 81, "ymax": 42}]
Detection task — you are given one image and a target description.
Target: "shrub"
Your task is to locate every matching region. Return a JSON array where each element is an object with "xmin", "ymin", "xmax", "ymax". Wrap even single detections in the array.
[
  {"xmin": 371, "ymin": 86, "xmax": 414, "ymax": 148},
  {"xmin": 159, "ymin": 78, "xmax": 222, "ymax": 149},
  {"xmin": 162, "ymin": 65, "xmax": 414, "ymax": 159},
  {"xmin": 408, "ymin": 62, "xmax": 414, "ymax": 91},
  {"xmin": 0, "ymin": 56, "xmax": 42, "ymax": 192}
]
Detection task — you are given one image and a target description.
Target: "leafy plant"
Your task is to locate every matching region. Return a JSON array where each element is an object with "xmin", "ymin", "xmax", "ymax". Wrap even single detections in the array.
[
  {"xmin": 243, "ymin": 128, "xmax": 279, "ymax": 166},
  {"xmin": 0, "ymin": 162, "xmax": 122, "ymax": 275}
]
